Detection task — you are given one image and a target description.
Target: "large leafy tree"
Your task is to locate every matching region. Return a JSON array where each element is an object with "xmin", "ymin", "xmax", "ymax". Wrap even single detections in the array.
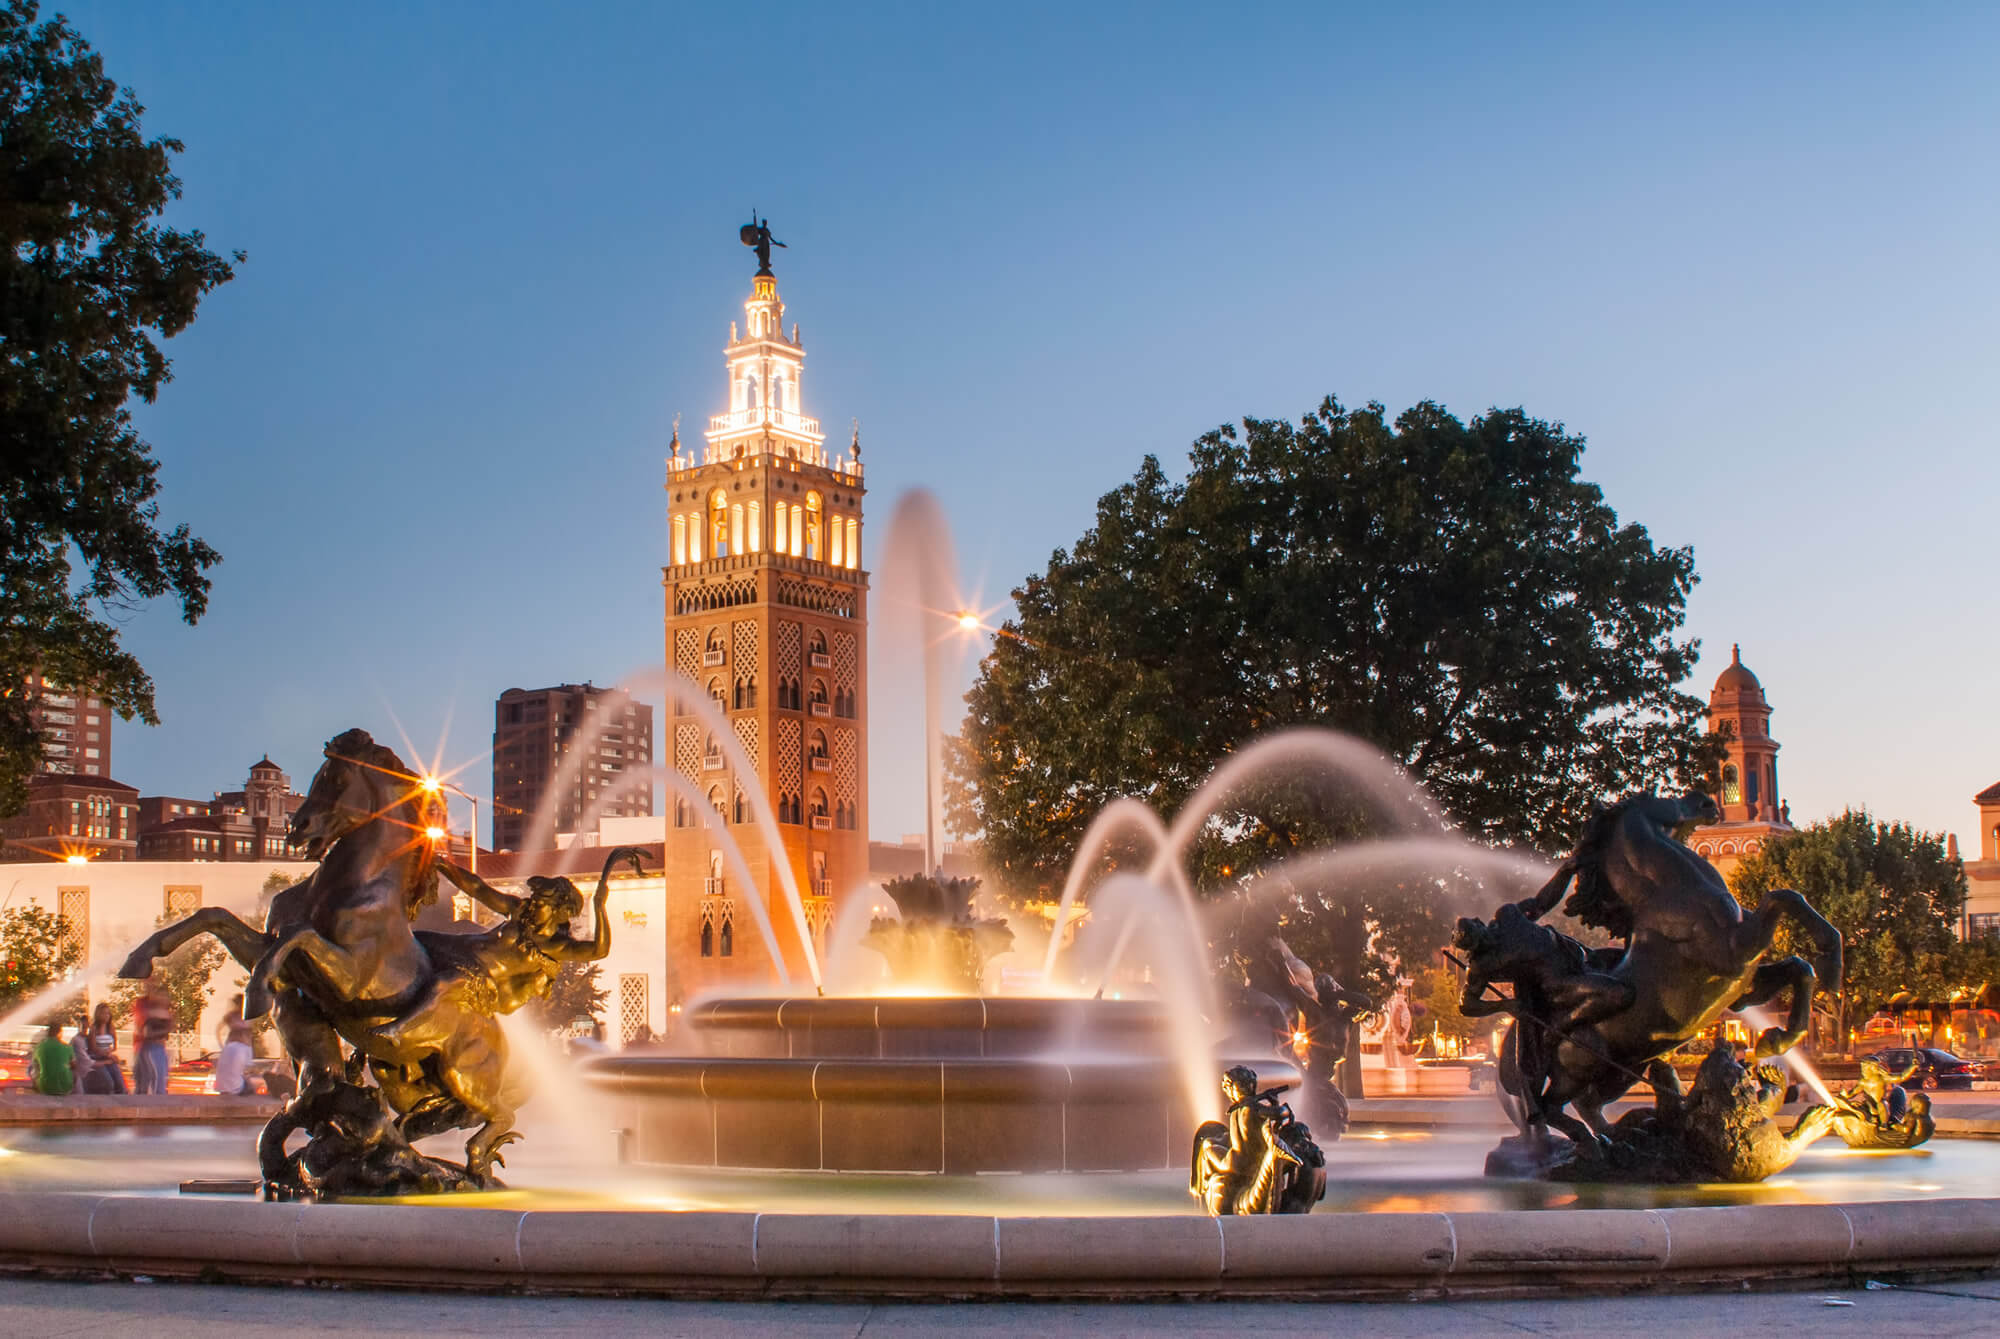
[
  {"xmin": 0, "ymin": 0, "xmax": 237, "ymax": 814},
  {"xmin": 948, "ymin": 397, "xmax": 1718, "ymax": 989},
  {"xmin": 1732, "ymin": 811, "xmax": 1998, "ymax": 1047}
]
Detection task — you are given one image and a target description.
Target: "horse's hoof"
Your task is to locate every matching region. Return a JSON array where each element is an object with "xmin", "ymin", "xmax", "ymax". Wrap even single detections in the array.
[{"xmin": 243, "ymin": 983, "xmax": 275, "ymax": 1020}]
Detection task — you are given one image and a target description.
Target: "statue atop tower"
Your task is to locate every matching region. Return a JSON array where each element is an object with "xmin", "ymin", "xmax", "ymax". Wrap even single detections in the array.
[{"xmin": 740, "ymin": 215, "xmax": 785, "ymax": 276}]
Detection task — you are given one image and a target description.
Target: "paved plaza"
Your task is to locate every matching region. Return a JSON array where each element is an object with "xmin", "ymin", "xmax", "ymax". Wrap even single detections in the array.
[{"xmin": 5, "ymin": 1277, "xmax": 2000, "ymax": 1338}]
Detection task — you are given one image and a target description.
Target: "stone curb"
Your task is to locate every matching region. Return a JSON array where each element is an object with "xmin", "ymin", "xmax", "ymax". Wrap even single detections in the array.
[
  {"xmin": 0, "ymin": 1094, "xmax": 282, "ymax": 1126},
  {"xmin": 1, "ymin": 1190, "xmax": 1996, "ymax": 1298}
]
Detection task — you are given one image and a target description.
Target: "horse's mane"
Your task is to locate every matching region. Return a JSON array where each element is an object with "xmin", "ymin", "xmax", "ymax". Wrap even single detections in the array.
[
  {"xmin": 1561, "ymin": 796, "xmax": 1639, "ymax": 940},
  {"xmin": 327, "ymin": 728, "xmax": 443, "ymax": 917}
]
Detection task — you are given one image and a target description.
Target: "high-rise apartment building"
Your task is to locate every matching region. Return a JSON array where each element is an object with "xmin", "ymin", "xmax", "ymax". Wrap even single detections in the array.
[
  {"xmin": 491, "ymin": 684, "xmax": 654, "ymax": 850},
  {"xmin": 19, "ymin": 671, "xmax": 113, "ymax": 776}
]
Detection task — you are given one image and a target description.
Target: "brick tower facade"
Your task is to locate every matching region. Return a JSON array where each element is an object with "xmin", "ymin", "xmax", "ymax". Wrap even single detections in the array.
[
  {"xmin": 658, "ymin": 242, "xmax": 868, "ymax": 997},
  {"xmin": 1691, "ymin": 644, "xmax": 1794, "ymax": 879}
]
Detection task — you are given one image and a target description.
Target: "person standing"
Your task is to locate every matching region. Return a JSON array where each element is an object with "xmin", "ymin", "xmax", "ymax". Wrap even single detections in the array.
[
  {"xmin": 28, "ymin": 1021, "xmax": 75, "ymax": 1096},
  {"xmin": 132, "ymin": 980, "xmax": 173, "ymax": 1095}
]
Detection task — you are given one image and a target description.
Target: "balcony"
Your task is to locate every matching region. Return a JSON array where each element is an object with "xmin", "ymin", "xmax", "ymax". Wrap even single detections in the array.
[
  {"xmin": 703, "ymin": 878, "xmax": 723, "ymax": 898},
  {"xmin": 809, "ymin": 702, "xmax": 831, "ymax": 718},
  {"xmin": 702, "ymin": 755, "xmax": 725, "ymax": 772},
  {"xmin": 813, "ymin": 879, "xmax": 832, "ymax": 901},
  {"xmin": 702, "ymin": 649, "xmax": 726, "ymax": 667},
  {"xmin": 810, "ymin": 815, "xmax": 832, "ymax": 831},
  {"xmin": 809, "ymin": 756, "xmax": 831, "ymax": 773},
  {"xmin": 808, "ymin": 652, "xmax": 832, "ymax": 669}
]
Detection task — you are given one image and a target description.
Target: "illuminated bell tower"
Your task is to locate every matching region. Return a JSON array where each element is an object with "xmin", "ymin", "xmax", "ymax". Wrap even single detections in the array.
[
  {"xmin": 1690, "ymin": 644, "xmax": 1793, "ymax": 880},
  {"xmin": 660, "ymin": 222, "xmax": 869, "ymax": 997}
]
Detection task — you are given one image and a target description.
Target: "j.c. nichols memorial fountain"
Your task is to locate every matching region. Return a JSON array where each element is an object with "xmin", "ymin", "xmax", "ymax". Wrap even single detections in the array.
[{"xmin": 0, "ymin": 224, "xmax": 1991, "ymax": 1300}]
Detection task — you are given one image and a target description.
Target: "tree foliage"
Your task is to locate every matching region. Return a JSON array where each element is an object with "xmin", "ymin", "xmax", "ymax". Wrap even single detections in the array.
[
  {"xmin": 532, "ymin": 959, "xmax": 608, "ymax": 1032},
  {"xmin": 1732, "ymin": 810, "xmax": 1997, "ymax": 1045},
  {"xmin": 948, "ymin": 398, "xmax": 1718, "ymax": 981},
  {"xmin": 0, "ymin": 0, "xmax": 237, "ymax": 814},
  {"xmin": 0, "ymin": 902, "xmax": 80, "ymax": 1015}
]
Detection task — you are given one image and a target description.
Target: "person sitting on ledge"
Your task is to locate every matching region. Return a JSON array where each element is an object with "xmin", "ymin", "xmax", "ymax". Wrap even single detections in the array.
[{"xmin": 29, "ymin": 1020, "xmax": 75, "ymax": 1096}]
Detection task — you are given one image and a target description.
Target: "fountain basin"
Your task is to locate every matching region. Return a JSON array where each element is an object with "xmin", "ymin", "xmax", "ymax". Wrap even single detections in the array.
[{"xmin": 588, "ymin": 994, "xmax": 1297, "ymax": 1173}]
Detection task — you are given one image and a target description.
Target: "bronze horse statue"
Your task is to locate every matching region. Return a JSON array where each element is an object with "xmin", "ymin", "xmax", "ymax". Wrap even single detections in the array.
[
  {"xmin": 1462, "ymin": 790, "xmax": 1841, "ymax": 1150},
  {"xmin": 120, "ymin": 728, "xmax": 605, "ymax": 1191}
]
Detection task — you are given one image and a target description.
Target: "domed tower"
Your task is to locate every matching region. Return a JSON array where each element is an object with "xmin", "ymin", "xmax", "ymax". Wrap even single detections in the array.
[{"xmin": 1690, "ymin": 645, "xmax": 1793, "ymax": 878}]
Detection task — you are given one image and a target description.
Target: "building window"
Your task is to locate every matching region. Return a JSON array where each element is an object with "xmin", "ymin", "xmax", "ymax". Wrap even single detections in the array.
[
  {"xmin": 57, "ymin": 888, "xmax": 88, "ymax": 962},
  {"xmin": 710, "ymin": 489, "xmax": 730, "ymax": 557},
  {"xmin": 618, "ymin": 974, "xmax": 648, "ymax": 1044},
  {"xmin": 1722, "ymin": 764, "xmax": 1741, "ymax": 806},
  {"xmin": 845, "ymin": 518, "xmax": 858, "ymax": 569},
  {"xmin": 672, "ymin": 514, "xmax": 687, "ymax": 565},
  {"xmin": 165, "ymin": 886, "xmax": 201, "ymax": 919},
  {"xmin": 804, "ymin": 491, "xmax": 821, "ymax": 560},
  {"xmin": 748, "ymin": 500, "xmax": 762, "ymax": 553},
  {"xmin": 1971, "ymin": 913, "xmax": 2000, "ymax": 940}
]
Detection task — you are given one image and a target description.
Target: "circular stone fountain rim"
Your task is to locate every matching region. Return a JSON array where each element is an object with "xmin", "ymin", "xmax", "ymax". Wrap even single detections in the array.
[{"xmin": 1, "ymin": 1188, "xmax": 1996, "ymax": 1299}]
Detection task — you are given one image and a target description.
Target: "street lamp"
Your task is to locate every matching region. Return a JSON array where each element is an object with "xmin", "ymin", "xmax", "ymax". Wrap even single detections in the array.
[{"xmin": 419, "ymin": 775, "xmax": 481, "ymax": 875}]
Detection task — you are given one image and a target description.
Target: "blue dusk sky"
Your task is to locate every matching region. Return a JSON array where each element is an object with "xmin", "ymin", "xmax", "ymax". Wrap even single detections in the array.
[{"xmin": 53, "ymin": 1, "xmax": 2000, "ymax": 851}]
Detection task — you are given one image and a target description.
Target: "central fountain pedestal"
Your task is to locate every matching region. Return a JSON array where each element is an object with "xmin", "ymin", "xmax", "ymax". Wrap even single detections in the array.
[{"xmin": 585, "ymin": 996, "xmax": 1298, "ymax": 1174}]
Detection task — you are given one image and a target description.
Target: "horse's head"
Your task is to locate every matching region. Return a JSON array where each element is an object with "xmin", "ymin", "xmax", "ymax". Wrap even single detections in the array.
[{"xmin": 290, "ymin": 728, "xmax": 445, "ymax": 864}]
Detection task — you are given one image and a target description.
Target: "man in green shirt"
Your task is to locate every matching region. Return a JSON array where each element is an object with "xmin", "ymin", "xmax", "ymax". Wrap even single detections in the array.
[{"xmin": 29, "ymin": 1021, "xmax": 75, "ymax": 1096}]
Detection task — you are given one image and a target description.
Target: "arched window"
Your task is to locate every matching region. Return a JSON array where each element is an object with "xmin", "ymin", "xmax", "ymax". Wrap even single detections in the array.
[
  {"xmin": 741, "ymin": 373, "xmax": 759, "ymax": 410},
  {"xmin": 829, "ymin": 513, "xmax": 844, "ymax": 567},
  {"xmin": 672, "ymin": 514, "xmax": 687, "ymax": 565},
  {"xmin": 845, "ymin": 518, "xmax": 858, "ymax": 569},
  {"xmin": 731, "ymin": 503, "xmax": 745, "ymax": 556},
  {"xmin": 707, "ymin": 677, "xmax": 726, "ymax": 709},
  {"xmin": 1746, "ymin": 767, "xmax": 1760, "ymax": 806},
  {"xmin": 687, "ymin": 511, "xmax": 703, "ymax": 563},
  {"xmin": 748, "ymin": 500, "xmax": 761, "ymax": 552},
  {"xmin": 804, "ymin": 492, "xmax": 821, "ymax": 560},
  {"xmin": 674, "ymin": 793, "xmax": 690, "ymax": 828},
  {"xmin": 709, "ymin": 490, "xmax": 730, "ymax": 558},
  {"xmin": 700, "ymin": 920, "xmax": 714, "ymax": 957},
  {"xmin": 709, "ymin": 850, "xmax": 724, "ymax": 888},
  {"xmin": 707, "ymin": 782, "xmax": 726, "ymax": 819},
  {"xmin": 789, "ymin": 500, "xmax": 803, "ymax": 554},
  {"xmin": 810, "ymin": 729, "xmax": 829, "ymax": 762},
  {"xmin": 808, "ymin": 630, "xmax": 827, "ymax": 659},
  {"xmin": 810, "ymin": 678, "xmax": 829, "ymax": 712},
  {"xmin": 774, "ymin": 501, "xmax": 790, "ymax": 555},
  {"xmin": 1722, "ymin": 764, "xmax": 1741, "ymax": 806},
  {"xmin": 811, "ymin": 788, "xmax": 829, "ymax": 822},
  {"xmin": 733, "ymin": 787, "xmax": 748, "ymax": 824},
  {"xmin": 719, "ymin": 915, "xmax": 733, "ymax": 958}
]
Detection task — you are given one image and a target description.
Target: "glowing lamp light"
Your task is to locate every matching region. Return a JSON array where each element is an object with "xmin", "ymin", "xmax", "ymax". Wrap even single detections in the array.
[
  {"xmin": 424, "ymin": 826, "xmax": 446, "ymax": 841},
  {"xmin": 418, "ymin": 776, "xmax": 442, "ymax": 794},
  {"xmin": 64, "ymin": 853, "xmax": 88, "ymax": 865},
  {"xmin": 1292, "ymin": 1031, "xmax": 1310, "ymax": 1047},
  {"xmin": 956, "ymin": 610, "xmax": 980, "ymax": 631}
]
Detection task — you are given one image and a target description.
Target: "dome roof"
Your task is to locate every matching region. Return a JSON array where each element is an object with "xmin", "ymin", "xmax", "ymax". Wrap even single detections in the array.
[{"xmin": 1711, "ymin": 644, "xmax": 1764, "ymax": 699}]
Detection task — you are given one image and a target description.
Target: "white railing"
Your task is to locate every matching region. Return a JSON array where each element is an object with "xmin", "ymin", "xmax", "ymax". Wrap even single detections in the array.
[
  {"xmin": 810, "ymin": 815, "xmax": 832, "ymax": 830},
  {"xmin": 813, "ymin": 879, "xmax": 832, "ymax": 901},
  {"xmin": 808, "ymin": 652, "xmax": 832, "ymax": 669},
  {"xmin": 703, "ymin": 878, "xmax": 723, "ymax": 898},
  {"xmin": 809, "ymin": 756, "xmax": 831, "ymax": 773},
  {"xmin": 707, "ymin": 408, "xmax": 821, "ymax": 437},
  {"xmin": 809, "ymin": 702, "xmax": 831, "ymax": 718},
  {"xmin": 702, "ymin": 755, "xmax": 725, "ymax": 772},
  {"xmin": 702, "ymin": 649, "xmax": 726, "ymax": 667}
]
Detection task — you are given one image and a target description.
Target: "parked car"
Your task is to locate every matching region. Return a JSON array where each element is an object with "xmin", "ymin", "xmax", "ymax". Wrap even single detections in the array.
[
  {"xmin": 0, "ymin": 1042, "xmax": 36, "ymax": 1092},
  {"xmin": 1863, "ymin": 1047, "xmax": 1982, "ymax": 1091}
]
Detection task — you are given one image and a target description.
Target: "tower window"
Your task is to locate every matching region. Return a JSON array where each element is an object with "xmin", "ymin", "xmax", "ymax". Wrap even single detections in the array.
[
  {"xmin": 774, "ymin": 501, "xmax": 790, "ymax": 555},
  {"xmin": 710, "ymin": 490, "xmax": 730, "ymax": 557},
  {"xmin": 1722, "ymin": 764, "xmax": 1741, "ymax": 806},
  {"xmin": 804, "ymin": 492, "xmax": 821, "ymax": 560}
]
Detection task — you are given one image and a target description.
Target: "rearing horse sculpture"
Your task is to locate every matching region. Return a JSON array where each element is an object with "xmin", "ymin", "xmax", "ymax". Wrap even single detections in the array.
[
  {"xmin": 1479, "ymin": 790, "xmax": 1841, "ymax": 1148},
  {"xmin": 120, "ymin": 730, "xmax": 472, "ymax": 1187}
]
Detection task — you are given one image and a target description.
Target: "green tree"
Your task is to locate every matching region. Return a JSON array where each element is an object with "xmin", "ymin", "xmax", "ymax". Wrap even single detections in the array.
[
  {"xmin": 1731, "ymin": 811, "xmax": 1985, "ymax": 1048},
  {"xmin": 1411, "ymin": 963, "xmax": 1480, "ymax": 1046},
  {"xmin": 0, "ymin": 903, "xmax": 80, "ymax": 1015},
  {"xmin": 111, "ymin": 911, "xmax": 223, "ymax": 1048},
  {"xmin": 948, "ymin": 397, "xmax": 1718, "ymax": 980},
  {"xmin": 0, "ymin": 0, "xmax": 238, "ymax": 815}
]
